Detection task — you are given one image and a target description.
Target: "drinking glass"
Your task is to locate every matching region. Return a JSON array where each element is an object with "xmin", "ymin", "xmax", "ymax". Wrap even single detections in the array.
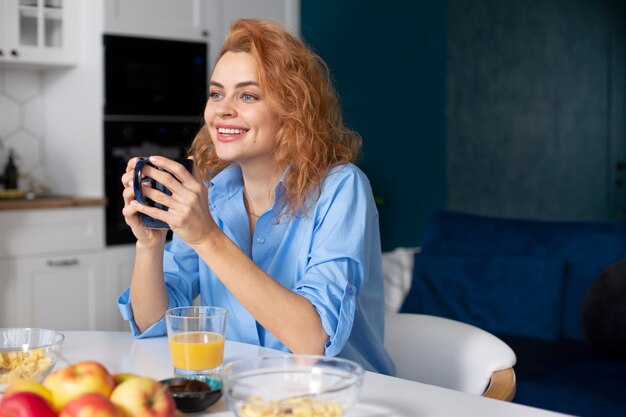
[{"xmin": 165, "ymin": 306, "xmax": 228, "ymax": 377}]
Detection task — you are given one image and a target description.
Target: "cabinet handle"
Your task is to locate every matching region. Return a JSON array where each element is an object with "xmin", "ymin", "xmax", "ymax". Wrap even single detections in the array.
[
  {"xmin": 0, "ymin": 49, "xmax": 3, "ymax": 56},
  {"xmin": 11, "ymin": 49, "xmax": 19, "ymax": 57},
  {"xmin": 47, "ymin": 258, "xmax": 80, "ymax": 267}
]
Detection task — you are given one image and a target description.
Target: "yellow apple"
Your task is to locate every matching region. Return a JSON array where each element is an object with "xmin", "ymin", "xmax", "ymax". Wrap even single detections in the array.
[
  {"xmin": 110, "ymin": 376, "xmax": 175, "ymax": 417},
  {"xmin": 3, "ymin": 380, "xmax": 54, "ymax": 406},
  {"xmin": 43, "ymin": 360, "xmax": 115, "ymax": 410},
  {"xmin": 59, "ymin": 392, "xmax": 122, "ymax": 417}
]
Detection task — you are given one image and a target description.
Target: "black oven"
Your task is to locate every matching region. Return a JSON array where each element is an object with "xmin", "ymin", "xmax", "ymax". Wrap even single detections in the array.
[
  {"xmin": 104, "ymin": 120, "xmax": 202, "ymax": 245},
  {"xmin": 104, "ymin": 35, "xmax": 208, "ymax": 116},
  {"xmin": 103, "ymin": 34, "xmax": 208, "ymax": 245}
]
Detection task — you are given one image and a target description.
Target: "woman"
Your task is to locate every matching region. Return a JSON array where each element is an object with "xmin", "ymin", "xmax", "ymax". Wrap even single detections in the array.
[{"xmin": 118, "ymin": 18, "xmax": 394, "ymax": 375}]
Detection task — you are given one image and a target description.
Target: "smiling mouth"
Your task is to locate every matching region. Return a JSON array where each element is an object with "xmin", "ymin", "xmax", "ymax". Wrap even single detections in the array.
[{"xmin": 217, "ymin": 127, "xmax": 249, "ymax": 136}]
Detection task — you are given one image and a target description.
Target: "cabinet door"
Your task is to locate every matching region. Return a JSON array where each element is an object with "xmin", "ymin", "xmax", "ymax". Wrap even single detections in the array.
[
  {"xmin": 0, "ymin": 259, "xmax": 27, "ymax": 327},
  {"xmin": 105, "ymin": 0, "xmax": 208, "ymax": 41},
  {"xmin": 206, "ymin": 0, "xmax": 300, "ymax": 72},
  {"xmin": 0, "ymin": 0, "xmax": 79, "ymax": 67},
  {"xmin": 105, "ymin": 244, "xmax": 136, "ymax": 331},
  {"xmin": 0, "ymin": 252, "xmax": 107, "ymax": 330}
]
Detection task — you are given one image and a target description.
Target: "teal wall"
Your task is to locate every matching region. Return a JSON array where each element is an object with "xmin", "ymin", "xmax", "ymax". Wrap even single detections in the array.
[
  {"xmin": 446, "ymin": 0, "xmax": 623, "ymax": 223},
  {"xmin": 301, "ymin": 1, "xmax": 447, "ymax": 251}
]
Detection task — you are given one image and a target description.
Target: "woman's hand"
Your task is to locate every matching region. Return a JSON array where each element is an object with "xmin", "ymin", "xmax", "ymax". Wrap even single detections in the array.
[
  {"xmin": 121, "ymin": 157, "xmax": 168, "ymax": 247},
  {"xmin": 128, "ymin": 155, "xmax": 216, "ymax": 247}
]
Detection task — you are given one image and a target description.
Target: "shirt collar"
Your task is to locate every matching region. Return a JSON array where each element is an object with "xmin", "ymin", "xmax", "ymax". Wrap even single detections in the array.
[
  {"xmin": 209, "ymin": 164, "xmax": 244, "ymax": 204},
  {"xmin": 209, "ymin": 163, "xmax": 288, "ymax": 211}
]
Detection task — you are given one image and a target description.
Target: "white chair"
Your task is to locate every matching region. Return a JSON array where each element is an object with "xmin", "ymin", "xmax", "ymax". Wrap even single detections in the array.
[{"xmin": 384, "ymin": 312, "xmax": 517, "ymax": 401}]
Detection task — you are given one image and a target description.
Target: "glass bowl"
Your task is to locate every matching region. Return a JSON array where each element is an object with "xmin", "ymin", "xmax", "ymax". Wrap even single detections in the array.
[
  {"xmin": 221, "ymin": 355, "xmax": 364, "ymax": 417},
  {"xmin": 0, "ymin": 328, "xmax": 65, "ymax": 386},
  {"xmin": 160, "ymin": 376, "xmax": 222, "ymax": 412}
]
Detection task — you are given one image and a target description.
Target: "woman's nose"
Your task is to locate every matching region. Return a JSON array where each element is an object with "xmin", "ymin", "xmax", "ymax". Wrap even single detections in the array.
[{"xmin": 216, "ymin": 103, "xmax": 235, "ymax": 117}]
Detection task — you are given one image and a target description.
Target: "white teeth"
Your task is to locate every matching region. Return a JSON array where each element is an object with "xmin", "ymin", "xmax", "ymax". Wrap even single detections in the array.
[{"xmin": 218, "ymin": 128, "xmax": 248, "ymax": 134}]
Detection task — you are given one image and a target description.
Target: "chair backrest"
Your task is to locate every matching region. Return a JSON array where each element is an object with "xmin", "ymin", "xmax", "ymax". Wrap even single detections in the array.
[{"xmin": 384, "ymin": 312, "xmax": 517, "ymax": 400}]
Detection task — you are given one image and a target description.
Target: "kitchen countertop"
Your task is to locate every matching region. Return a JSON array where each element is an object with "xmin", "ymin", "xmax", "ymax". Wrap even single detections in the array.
[{"xmin": 0, "ymin": 195, "xmax": 107, "ymax": 210}]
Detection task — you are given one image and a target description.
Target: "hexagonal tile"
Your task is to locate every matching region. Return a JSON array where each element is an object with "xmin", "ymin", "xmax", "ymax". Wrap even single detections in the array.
[
  {"xmin": 3, "ymin": 69, "xmax": 41, "ymax": 103},
  {"xmin": 0, "ymin": 94, "xmax": 20, "ymax": 136},
  {"xmin": 3, "ymin": 130, "xmax": 43, "ymax": 175},
  {"xmin": 23, "ymin": 96, "xmax": 43, "ymax": 136}
]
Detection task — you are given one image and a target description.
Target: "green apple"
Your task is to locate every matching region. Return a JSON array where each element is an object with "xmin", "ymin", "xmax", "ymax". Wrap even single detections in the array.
[{"xmin": 111, "ymin": 373, "xmax": 139, "ymax": 387}]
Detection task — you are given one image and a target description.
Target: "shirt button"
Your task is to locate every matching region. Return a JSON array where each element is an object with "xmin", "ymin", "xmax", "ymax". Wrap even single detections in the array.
[{"xmin": 256, "ymin": 237, "xmax": 265, "ymax": 244}]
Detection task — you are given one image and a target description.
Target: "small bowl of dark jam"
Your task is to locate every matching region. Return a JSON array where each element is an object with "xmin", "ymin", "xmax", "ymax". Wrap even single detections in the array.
[{"xmin": 160, "ymin": 376, "xmax": 222, "ymax": 413}]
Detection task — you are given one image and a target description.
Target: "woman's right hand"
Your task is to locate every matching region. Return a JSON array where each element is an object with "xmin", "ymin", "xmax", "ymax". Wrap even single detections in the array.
[{"xmin": 121, "ymin": 157, "xmax": 168, "ymax": 247}]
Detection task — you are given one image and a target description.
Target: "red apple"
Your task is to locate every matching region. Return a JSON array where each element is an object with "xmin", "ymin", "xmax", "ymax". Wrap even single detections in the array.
[
  {"xmin": 109, "ymin": 376, "xmax": 175, "ymax": 417},
  {"xmin": 43, "ymin": 361, "xmax": 115, "ymax": 410},
  {"xmin": 0, "ymin": 391, "xmax": 57, "ymax": 417},
  {"xmin": 59, "ymin": 393, "xmax": 121, "ymax": 417}
]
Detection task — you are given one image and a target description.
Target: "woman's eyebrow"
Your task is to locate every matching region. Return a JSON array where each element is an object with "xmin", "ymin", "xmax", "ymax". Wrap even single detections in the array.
[{"xmin": 209, "ymin": 80, "xmax": 259, "ymax": 89}]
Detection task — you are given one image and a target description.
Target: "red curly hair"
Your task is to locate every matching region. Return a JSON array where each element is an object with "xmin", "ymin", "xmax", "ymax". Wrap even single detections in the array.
[{"xmin": 188, "ymin": 18, "xmax": 361, "ymax": 217}]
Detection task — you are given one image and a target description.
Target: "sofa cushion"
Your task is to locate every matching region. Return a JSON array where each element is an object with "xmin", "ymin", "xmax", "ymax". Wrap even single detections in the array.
[
  {"xmin": 499, "ymin": 335, "xmax": 626, "ymax": 416},
  {"xmin": 400, "ymin": 252, "xmax": 565, "ymax": 340},
  {"xmin": 418, "ymin": 210, "xmax": 626, "ymax": 340},
  {"xmin": 581, "ymin": 259, "xmax": 626, "ymax": 361}
]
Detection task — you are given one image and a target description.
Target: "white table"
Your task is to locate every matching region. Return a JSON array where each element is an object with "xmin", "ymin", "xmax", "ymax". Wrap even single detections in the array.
[{"xmin": 56, "ymin": 331, "xmax": 570, "ymax": 417}]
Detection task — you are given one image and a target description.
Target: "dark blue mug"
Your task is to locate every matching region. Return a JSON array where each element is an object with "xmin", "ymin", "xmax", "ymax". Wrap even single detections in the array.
[{"xmin": 132, "ymin": 157, "xmax": 194, "ymax": 229}]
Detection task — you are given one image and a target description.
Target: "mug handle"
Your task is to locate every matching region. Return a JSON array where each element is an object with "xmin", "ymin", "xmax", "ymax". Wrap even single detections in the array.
[{"xmin": 132, "ymin": 158, "xmax": 149, "ymax": 205}]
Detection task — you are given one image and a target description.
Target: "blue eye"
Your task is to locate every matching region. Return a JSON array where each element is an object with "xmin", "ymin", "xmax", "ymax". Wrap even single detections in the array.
[
  {"xmin": 209, "ymin": 91, "xmax": 223, "ymax": 100},
  {"xmin": 241, "ymin": 93, "xmax": 257, "ymax": 102}
]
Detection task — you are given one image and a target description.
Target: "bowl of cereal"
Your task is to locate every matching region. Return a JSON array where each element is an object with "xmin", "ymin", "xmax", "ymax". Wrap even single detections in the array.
[
  {"xmin": 221, "ymin": 355, "xmax": 364, "ymax": 417},
  {"xmin": 0, "ymin": 328, "xmax": 65, "ymax": 386}
]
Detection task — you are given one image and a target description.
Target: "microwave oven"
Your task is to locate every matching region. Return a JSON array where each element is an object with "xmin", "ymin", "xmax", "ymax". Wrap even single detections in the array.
[{"xmin": 104, "ymin": 34, "xmax": 208, "ymax": 117}]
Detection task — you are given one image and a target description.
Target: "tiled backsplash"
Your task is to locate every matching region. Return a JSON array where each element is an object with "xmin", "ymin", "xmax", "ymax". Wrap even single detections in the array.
[{"xmin": 0, "ymin": 68, "xmax": 49, "ymax": 194}]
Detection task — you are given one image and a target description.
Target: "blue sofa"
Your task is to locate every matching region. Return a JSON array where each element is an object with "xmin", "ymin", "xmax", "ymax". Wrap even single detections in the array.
[{"xmin": 400, "ymin": 210, "xmax": 626, "ymax": 417}]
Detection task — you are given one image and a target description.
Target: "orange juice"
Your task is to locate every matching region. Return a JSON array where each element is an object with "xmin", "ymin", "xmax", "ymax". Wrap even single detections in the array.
[{"xmin": 168, "ymin": 331, "xmax": 225, "ymax": 370}]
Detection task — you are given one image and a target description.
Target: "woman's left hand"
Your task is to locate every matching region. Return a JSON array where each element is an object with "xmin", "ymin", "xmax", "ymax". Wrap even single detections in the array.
[{"xmin": 130, "ymin": 155, "xmax": 217, "ymax": 246}]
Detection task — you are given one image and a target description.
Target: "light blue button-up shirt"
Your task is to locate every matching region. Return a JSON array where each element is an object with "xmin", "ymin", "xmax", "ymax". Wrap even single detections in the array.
[{"xmin": 118, "ymin": 163, "xmax": 395, "ymax": 375}]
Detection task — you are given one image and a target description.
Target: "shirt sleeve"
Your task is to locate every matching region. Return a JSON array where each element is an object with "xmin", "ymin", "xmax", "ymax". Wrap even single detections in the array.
[
  {"xmin": 294, "ymin": 166, "xmax": 377, "ymax": 356},
  {"xmin": 117, "ymin": 235, "xmax": 201, "ymax": 338}
]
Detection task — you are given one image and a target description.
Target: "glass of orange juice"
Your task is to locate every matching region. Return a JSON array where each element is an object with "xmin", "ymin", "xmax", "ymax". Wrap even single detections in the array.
[{"xmin": 165, "ymin": 306, "xmax": 228, "ymax": 377}]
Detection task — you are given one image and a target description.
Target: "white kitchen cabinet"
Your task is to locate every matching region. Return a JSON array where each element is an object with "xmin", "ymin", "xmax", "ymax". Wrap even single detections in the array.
[
  {"xmin": 103, "ymin": 0, "xmax": 300, "ymax": 72},
  {"xmin": 0, "ymin": 252, "xmax": 107, "ymax": 330},
  {"xmin": 0, "ymin": 206, "xmax": 104, "ymax": 259},
  {"xmin": 104, "ymin": 0, "xmax": 208, "ymax": 42},
  {"xmin": 0, "ymin": 0, "xmax": 79, "ymax": 67},
  {"xmin": 104, "ymin": 243, "xmax": 136, "ymax": 331},
  {"xmin": 0, "ymin": 206, "xmax": 117, "ymax": 331},
  {"xmin": 207, "ymin": 0, "xmax": 300, "ymax": 71}
]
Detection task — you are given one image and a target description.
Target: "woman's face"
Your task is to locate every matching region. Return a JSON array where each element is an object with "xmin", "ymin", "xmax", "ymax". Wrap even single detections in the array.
[{"xmin": 205, "ymin": 51, "xmax": 280, "ymax": 170}]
